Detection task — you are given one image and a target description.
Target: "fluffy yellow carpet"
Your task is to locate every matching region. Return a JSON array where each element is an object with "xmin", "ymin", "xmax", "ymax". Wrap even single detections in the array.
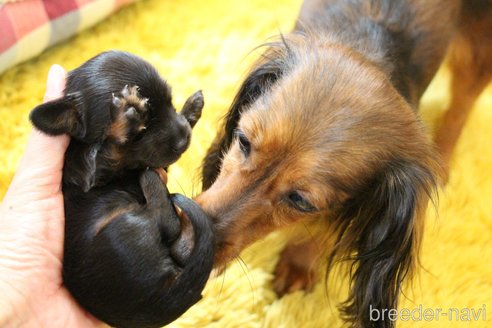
[{"xmin": 1, "ymin": 0, "xmax": 491, "ymax": 327}]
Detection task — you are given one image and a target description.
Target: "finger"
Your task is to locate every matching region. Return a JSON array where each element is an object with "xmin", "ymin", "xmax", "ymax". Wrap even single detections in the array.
[
  {"xmin": 19, "ymin": 131, "xmax": 70, "ymax": 172},
  {"xmin": 43, "ymin": 64, "xmax": 67, "ymax": 102},
  {"xmin": 0, "ymin": 65, "xmax": 70, "ymax": 228},
  {"xmin": 15, "ymin": 65, "xmax": 69, "ymax": 181}
]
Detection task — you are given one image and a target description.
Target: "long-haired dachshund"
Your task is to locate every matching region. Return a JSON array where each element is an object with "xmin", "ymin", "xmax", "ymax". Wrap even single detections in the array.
[
  {"xmin": 30, "ymin": 51, "xmax": 215, "ymax": 328},
  {"xmin": 198, "ymin": 0, "xmax": 492, "ymax": 327}
]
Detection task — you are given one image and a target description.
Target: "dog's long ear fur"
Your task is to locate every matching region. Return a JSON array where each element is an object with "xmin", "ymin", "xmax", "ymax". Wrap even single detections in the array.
[
  {"xmin": 63, "ymin": 142, "xmax": 100, "ymax": 192},
  {"xmin": 331, "ymin": 157, "xmax": 438, "ymax": 328},
  {"xmin": 202, "ymin": 41, "xmax": 291, "ymax": 189},
  {"xmin": 30, "ymin": 94, "xmax": 86, "ymax": 138}
]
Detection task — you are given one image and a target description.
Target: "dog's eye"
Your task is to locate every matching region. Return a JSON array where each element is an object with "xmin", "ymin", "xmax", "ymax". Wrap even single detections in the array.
[
  {"xmin": 286, "ymin": 191, "xmax": 317, "ymax": 213},
  {"xmin": 235, "ymin": 130, "xmax": 251, "ymax": 157}
]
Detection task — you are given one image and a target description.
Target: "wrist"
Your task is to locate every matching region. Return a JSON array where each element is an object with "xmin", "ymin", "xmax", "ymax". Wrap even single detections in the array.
[
  {"xmin": 0, "ymin": 264, "xmax": 29, "ymax": 327},
  {"xmin": 0, "ymin": 282, "xmax": 21, "ymax": 327}
]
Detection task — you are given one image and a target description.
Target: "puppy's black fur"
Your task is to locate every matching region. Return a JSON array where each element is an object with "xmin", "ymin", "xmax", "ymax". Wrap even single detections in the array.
[{"xmin": 30, "ymin": 51, "xmax": 215, "ymax": 328}]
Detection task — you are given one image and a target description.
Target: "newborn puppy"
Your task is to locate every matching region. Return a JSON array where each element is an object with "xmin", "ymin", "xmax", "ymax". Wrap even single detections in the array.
[{"xmin": 30, "ymin": 51, "xmax": 215, "ymax": 328}]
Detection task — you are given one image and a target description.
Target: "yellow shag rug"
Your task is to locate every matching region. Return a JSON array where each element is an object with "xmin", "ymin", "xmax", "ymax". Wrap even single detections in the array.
[{"xmin": 1, "ymin": 0, "xmax": 491, "ymax": 327}]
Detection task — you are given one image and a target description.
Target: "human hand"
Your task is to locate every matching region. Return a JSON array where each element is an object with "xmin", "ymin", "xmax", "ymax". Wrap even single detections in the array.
[{"xmin": 0, "ymin": 65, "xmax": 104, "ymax": 327}]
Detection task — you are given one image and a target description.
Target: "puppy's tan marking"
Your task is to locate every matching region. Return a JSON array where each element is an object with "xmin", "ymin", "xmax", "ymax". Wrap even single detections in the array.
[
  {"xmin": 93, "ymin": 205, "xmax": 138, "ymax": 236},
  {"xmin": 170, "ymin": 205, "xmax": 195, "ymax": 266}
]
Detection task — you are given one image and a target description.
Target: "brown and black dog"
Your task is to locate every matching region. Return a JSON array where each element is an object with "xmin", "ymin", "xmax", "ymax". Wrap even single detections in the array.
[{"xmin": 198, "ymin": 0, "xmax": 492, "ymax": 327}]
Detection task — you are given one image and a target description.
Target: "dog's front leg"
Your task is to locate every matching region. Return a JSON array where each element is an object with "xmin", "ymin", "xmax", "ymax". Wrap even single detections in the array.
[
  {"xmin": 139, "ymin": 169, "xmax": 181, "ymax": 242},
  {"xmin": 273, "ymin": 234, "xmax": 325, "ymax": 296}
]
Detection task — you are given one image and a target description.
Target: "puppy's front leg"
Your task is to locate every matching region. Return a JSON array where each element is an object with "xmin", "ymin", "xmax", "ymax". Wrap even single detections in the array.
[
  {"xmin": 273, "ymin": 235, "xmax": 324, "ymax": 296},
  {"xmin": 139, "ymin": 169, "xmax": 181, "ymax": 242}
]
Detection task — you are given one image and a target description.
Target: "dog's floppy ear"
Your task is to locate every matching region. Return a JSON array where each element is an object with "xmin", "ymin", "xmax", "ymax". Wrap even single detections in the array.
[
  {"xmin": 332, "ymin": 157, "xmax": 439, "ymax": 328},
  {"xmin": 222, "ymin": 42, "xmax": 290, "ymax": 149},
  {"xmin": 202, "ymin": 42, "xmax": 289, "ymax": 189},
  {"xmin": 30, "ymin": 93, "xmax": 86, "ymax": 138},
  {"xmin": 63, "ymin": 142, "xmax": 100, "ymax": 192}
]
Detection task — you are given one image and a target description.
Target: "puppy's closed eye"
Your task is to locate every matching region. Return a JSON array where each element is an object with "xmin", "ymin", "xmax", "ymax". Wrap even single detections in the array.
[{"xmin": 132, "ymin": 129, "xmax": 147, "ymax": 142}]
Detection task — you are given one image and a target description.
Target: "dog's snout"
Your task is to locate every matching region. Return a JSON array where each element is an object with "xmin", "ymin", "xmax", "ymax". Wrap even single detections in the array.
[
  {"xmin": 194, "ymin": 192, "xmax": 220, "ymax": 229},
  {"xmin": 172, "ymin": 116, "xmax": 192, "ymax": 153},
  {"xmin": 173, "ymin": 136, "xmax": 190, "ymax": 154}
]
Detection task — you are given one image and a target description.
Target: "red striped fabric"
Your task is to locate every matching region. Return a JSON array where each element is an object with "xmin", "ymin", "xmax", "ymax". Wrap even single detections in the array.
[
  {"xmin": 43, "ymin": 0, "xmax": 79, "ymax": 19},
  {"xmin": 0, "ymin": 9, "xmax": 16, "ymax": 51},
  {"xmin": 0, "ymin": 0, "xmax": 137, "ymax": 74}
]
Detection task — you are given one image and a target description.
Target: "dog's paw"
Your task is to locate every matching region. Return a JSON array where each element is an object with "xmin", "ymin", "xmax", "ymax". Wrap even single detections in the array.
[
  {"xmin": 273, "ymin": 244, "xmax": 318, "ymax": 297},
  {"xmin": 139, "ymin": 170, "xmax": 182, "ymax": 242},
  {"xmin": 139, "ymin": 169, "xmax": 167, "ymax": 202},
  {"xmin": 109, "ymin": 85, "xmax": 149, "ymax": 144}
]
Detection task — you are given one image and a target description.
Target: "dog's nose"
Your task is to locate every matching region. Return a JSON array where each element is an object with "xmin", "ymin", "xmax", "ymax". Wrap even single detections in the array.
[
  {"xmin": 172, "ymin": 116, "xmax": 192, "ymax": 153},
  {"xmin": 173, "ymin": 134, "xmax": 191, "ymax": 154}
]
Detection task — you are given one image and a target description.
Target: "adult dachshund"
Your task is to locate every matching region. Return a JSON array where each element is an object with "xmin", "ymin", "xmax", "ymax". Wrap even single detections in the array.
[{"xmin": 198, "ymin": 0, "xmax": 492, "ymax": 327}]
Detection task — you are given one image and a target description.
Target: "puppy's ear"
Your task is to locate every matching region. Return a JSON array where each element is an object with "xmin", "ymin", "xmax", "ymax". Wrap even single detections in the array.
[
  {"xmin": 30, "ymin": 94, "xmax": 86, "ymax": 138},
  {"xmin": 181, "ymin": 90, "xmax": 204, "ymax": 128},
  {"xmin": 63, "ymin": 143, "xmax": 100, "ymax": 192},
  {"xmin": 334, "ymin": 158, "xmax": 439, "ymax": 328}
]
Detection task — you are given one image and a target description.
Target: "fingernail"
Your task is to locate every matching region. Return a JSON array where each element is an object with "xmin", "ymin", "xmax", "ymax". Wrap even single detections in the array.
[
  {"xmin": 47, "ymin": 64, "xmax": 65, "ymax": 89},
  {"xmin": 44, "ymin": 64, "xmax": 66, "ymax": 101}
]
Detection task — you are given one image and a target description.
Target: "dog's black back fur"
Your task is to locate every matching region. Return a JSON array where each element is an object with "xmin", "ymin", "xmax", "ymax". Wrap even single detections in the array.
[{"xmin": 30, "ymin": 51, "xmax": 214, "ymax": 328}]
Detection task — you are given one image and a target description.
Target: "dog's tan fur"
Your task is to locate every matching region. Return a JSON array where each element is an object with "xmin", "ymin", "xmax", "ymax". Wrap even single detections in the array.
[{"xmin": 199, "ymin": 36, "xmax": 440, "ymax": 265}]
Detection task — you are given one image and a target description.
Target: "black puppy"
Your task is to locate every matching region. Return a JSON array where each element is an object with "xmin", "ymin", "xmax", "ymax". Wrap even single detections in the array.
[{"xmin": 30, "ymin": 51, "xmax": 215, "ymax": 328}]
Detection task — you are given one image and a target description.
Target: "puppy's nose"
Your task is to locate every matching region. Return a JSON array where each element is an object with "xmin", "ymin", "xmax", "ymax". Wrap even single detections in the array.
[
  {"xmin": 173, "ymin": 134, "xmax": 191, "ymax": 154},
  {"xmin": 173, "ymin": 116, "xmax": 192, "ymax": 153}
]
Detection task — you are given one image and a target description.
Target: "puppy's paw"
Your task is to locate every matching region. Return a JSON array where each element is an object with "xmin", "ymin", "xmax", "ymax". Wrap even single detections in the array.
[
  {"xmin": 140, "ymin": 170, "xmax": 181, "ymax": 242},
  {"xmin": 139, "ymin": 169, "xmax": 167, "ymax": 203},
  {"xmin": 109, "ymin": 85, "xmax": 149, "ymax": 144},
  {"xmin": 273, "ymin": 244, "xmax": 318, "ymax": 297}
]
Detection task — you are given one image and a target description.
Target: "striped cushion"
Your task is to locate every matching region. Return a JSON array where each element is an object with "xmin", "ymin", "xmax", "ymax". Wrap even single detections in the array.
[{"xmin": 0, "ymin": 0, "xmax": 137, "ymax": 74}]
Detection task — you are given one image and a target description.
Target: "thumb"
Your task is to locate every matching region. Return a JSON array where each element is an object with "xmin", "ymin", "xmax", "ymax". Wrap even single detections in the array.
[
  {"xmin": 12, "ymin": 65, "xmax": 69, "ymax": 191},
  {"xmin": 43, "ymin": 64, "xmax": 67, "ymax": 102}
]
